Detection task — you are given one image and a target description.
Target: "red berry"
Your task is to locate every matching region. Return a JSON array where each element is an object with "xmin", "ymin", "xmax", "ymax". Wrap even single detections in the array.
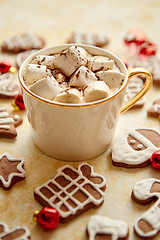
[
  {"xmin": 37, "ymin": 207, "xmax": 60, "ymax": 230},
  {"xmin": 124, "ymin": 28, "xmax": 147, "ymax": 46},
  {"xmin": 139, "ymin": 41, "xmax": 157, "ymax": 57},
  {"xmin": 15, "ymin": 94, "xmax": 25, "ymax": 110},
  {"xmin": 0, "ymin": 60, "xmax": 12, "ymax": 74},
  {"xmin": 150, "ymin": 150, "xmax": 160, "ymax": 170}
]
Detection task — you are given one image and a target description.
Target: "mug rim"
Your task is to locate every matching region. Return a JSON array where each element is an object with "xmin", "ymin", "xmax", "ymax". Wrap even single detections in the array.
[{"xmin": 18, "ymin": 44, "xmax": 128, "ymax": 108}]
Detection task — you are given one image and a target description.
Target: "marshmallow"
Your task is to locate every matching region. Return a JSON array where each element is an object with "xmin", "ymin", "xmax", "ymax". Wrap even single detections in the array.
[
  {"xmin": 84, "ymin": 81, "xmax": 111, "ymax": 102},
  {"xmin": 25, "ymin": 64, "xmax": 51, "ymax": 85},
  {"xmin": 52, "ymin": 46, "xmax": 88, "ymax": 77},
  {"xmin": 52, "ymin": 69, "xmax": 68, "ymax": 83},
  {"xmin": 31, "ymin": 55, "xmax": 56, "ymax": 69},
  {"xmin": 96, "ymin": 70, "xmax": 124, "ymax": 89},
  {"xmin": 87, "ymin": 56, "xmax": 115, "ymax": 72},
  {"xmin": 53, "ymin": 88, "xmax": 83, "ymax": 104},
  {"xmin": 29, "ymin": 76, "xmax": 63, "ymax": 100},
  {"xmin": 69, "ymin": 66, "xmax": 97, "ymax": 89}
]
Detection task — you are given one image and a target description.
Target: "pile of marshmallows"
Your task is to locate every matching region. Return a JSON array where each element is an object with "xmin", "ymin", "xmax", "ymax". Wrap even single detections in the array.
[{"xmin": 24, "ymin": 46, "xmax": 124, "ymax": 104}]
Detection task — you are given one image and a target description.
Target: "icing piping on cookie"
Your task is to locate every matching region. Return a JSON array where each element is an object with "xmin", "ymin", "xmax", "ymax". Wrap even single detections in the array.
[
  {"xmin": 35, "ymin": 163, "xmax": 106, "ymax": 219},
  {"xmin": 87, "ymin": 215, "xmax": 128, "ymax": 240},
  {"xmin": 153, "ymin": 104, "xmax": 160, "ymax": 112},
  {"xmin": 0, "ymin": 81, "xmax": 19, "ymax": 96},
  {"xmin": 0, "ymin": 153, "xmax": 25, "ymax": 188},
  {"xmin": 111, "ymin": 129, "xmax": 159, "ymax": 165},
  {"xmin": 133, "ymin": 178, "xmax": 160, "ymax": 238},
  {"xmin": 0, "ymin": 107, "xmax": 19, "ymax": 130},
  {"xmin": 0, "ymin": 222, "xmax": 30, "ymax": 239}
]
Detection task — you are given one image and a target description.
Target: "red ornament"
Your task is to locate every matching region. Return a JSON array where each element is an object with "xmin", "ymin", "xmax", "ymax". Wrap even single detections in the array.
[
  {"xmin": 15, "ymin": 94, "xmax": 25, "ymax": 110},
  {"xmin": 122, "ymin": 59, "xmax": 128, "ymax": 68},
  {"xmin": 150, "ymin": 150, "xmax": 160, "ymax": 170},
  {"xmin": 139, "ymin": 41, "xmax": 157, "ymax": 57},
  {"xmin": 0, "ymin": 60, "xmax": 12, "ymax": 74},
  {"xmin": 36, "ymin": 207, "xmax": 60, "ymax": 230},
  {"xmin": 124, "ymin": 28, "xmax": 147, "ymax": 46}
]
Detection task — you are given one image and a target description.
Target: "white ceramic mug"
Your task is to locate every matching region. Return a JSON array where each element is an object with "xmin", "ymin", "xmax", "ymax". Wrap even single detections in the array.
[{"xmin": 19, "ymin": 44, "xmax": 152, "ymax": 161}]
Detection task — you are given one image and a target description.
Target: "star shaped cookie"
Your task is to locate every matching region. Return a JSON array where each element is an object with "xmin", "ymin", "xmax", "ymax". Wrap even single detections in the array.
[{"xmin": 0, "ymin": 153, "xmax": 25, "ymax": 190}]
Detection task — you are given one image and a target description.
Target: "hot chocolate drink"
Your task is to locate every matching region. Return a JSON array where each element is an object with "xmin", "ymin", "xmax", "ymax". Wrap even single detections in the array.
[{"xmin": 23, "ymin": 45, "xmax": 124, "ymax": 104}]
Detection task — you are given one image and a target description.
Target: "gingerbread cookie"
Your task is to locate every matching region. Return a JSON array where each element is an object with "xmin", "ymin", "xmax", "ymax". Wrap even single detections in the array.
[
  {"xmin": 0, "ymin": 73, "xmax": 13, "ymax": 82},
  {"xmin": 0, "ymin": 222, "xmax": 30, "ymax": 239},
  {"xmin": 147, "ymin": 99, "xmax": 160, "ymax": 120},
  {"xmin": 110, "ymin": 128, "xmax": 160, "ymax": 168},
  {"xmin": 87, "ymin": 215, "xmax": 129, "ymax": 240},
  {"xmin": 0, "ymin": 106, "xmax": 23, "ymax": 138},
  {"xmin": 1, "ymin": 32, "xmax": 44, "ymax": 53},
  {"xmin": 0, "ymin": 80, "xmax": 20, "ymax": 99},
  {"xmin": 124, "ymin": 76, "xmax": 145, "ymax": 109},
  {"xmin": 16, "ymin": 50, "xmax": 38, "ymax": 68},
  {"xmin": 132, "ymin": 178, "xmax": 160, "ymax": 239},
  {"xmin": 131, "ymin": 56, "xmax": 160, "ymax": 85},
  {"xmin": 67, "ymin": 31, "xmax": 109, "ymax": 47},
  {"xmin": 34, "ymin": 163, "xmax": 106, "ymax": 222},
  {"xmin": 0, "ymin": 153, "xmax": 25, "ymax": 190}
]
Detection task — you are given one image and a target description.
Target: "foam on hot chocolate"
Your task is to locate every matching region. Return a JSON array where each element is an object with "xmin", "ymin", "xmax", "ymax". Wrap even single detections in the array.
[{"xmin": 24, "ymin": 46, "xmax": 124, "ymax": 104}]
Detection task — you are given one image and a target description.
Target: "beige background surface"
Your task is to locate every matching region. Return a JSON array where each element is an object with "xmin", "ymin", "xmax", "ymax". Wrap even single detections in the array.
[{"xmin": 0, "ymin": 0, "xmax": 160, "ymax": 239}]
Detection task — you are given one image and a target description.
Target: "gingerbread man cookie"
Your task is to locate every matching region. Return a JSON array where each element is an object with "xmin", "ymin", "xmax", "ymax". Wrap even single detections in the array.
[
  {"xmin": 87, "ymin": 215, "xmax": 129, "ymax": 240},
  {"xmin": 110, "ymin": 128, "xmax": 160, "ymax": 168},
  {"xmin": 34, "ymin": 163, "xmax": 106, "ymax": 222},
  {"xmin": 0, "ymin": 153, "xmax": 25, "ymax": 190},
  {"xmin": 67, "ymin": 31, "xmax": 109, "ymax": 47},
  {"xmin": 0, "ymin": 222, "xmax": 30, "ymax": 239},
  {"xmin": 1, "ymin": 32, "xmax": 44, "ymax": 53},
  {"xmin": 147, "ymin": 99, "xmax": 160, "ymax": 120},
  {"xmin": 0, "ymin": 106, "xmax": 23, "ymax": 138},
  {"xmin": 132, "ymin": 178, "xmax": 160, "ymax": 239}
]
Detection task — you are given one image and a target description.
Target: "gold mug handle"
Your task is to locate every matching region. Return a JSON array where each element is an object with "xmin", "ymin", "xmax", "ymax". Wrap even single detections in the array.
[{"xmin": 121, "ymin": 67, "xmax": 153, "ymax": 114}]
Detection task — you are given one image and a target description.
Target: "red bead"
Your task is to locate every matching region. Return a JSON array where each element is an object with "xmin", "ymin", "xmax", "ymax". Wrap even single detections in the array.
[
  {"xmin": 139, "ymin": 41, "xmax": 157, "ymax": 57},
  {"xmin": 0, "ymin": 60, "xmax": 12, "ymax": 74},
  {"xmin": 150, "ymin": 150, "xmax": 160, "ymax": 170},
  {"xmin": 124, "ymin": 28, "xmax": 147, "ymax": 46},
  {"xmin": 37, "ymin": 207, "xmax": 60, "ymax": 230},
  {"xmin": 15, "ymin": 94, "xmax": 25, "ymax": 110}
]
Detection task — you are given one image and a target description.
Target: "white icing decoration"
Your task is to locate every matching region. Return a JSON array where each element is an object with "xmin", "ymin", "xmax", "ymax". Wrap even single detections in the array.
[
  {"xmin": 87, "ymin": 215, "xmax": 128, "ymax": 240},
  {"xmin": 0, "ymin": 111, "xmax": 9, "ymax": 118},
  {"xmin": 124, "ymin": 77, "xmax": 145, "ymax": 106},
  {"xmin": 0, "ymin": 80, "xmax": 19, "ymax": 96},
  {"xmin": 0, "ymin": 153, "xmax": 25, "ymax": 188},
  {"xmin": 0, "ymin": 222, "xmax": 30, "ymax": 239},
  {"xmin": 133, "ymin": 178, "xmax": 158, "ymax": 200},
  {"xmin": 34, "ymin": 163, "xmax": 106, "ymax": 219},
  {"xmin": 137, "ymin": 144, "xmax": 143, "ymax": 150},
  {"xmin": 153, "ymin": 104, "xmax": 160, "ymax": 112},
  {"xmin": 13, "ymin": 115, "xmax": 19, "ymax": 121},
  {"xmin": 0, "ymin": 106, "xmax": 5, "ymax": 111},
  {"xmin": 130, "ymin": 139, "xmax": 136, "ymax": 144},
  {"xmin": 111, "ymin": 129, "xmax": 159, "ymax": 165},
  {"xmin": 0, "ymin": 107, "xmax": 19, "ymax": 130},
  {"xmin": 0, "ymin": 125, "xmax": 10, "ymax": 130},
  {"xmin": 0, "ymin": 118, "xmax": 14, "ymax": 125},
  {"xmin": 133, "ymin": 178, "xmax": 160, "ymax": 238}
]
